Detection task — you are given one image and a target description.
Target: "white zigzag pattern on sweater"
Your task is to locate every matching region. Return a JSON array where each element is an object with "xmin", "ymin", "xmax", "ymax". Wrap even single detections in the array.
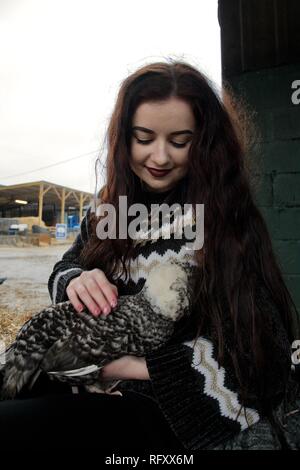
[
  {"xmin": 115, "ymin": 244, "xmax": 198, "ymax": 284},
  {"xmin": 132, "ymin": 205, "xmax": 195, "ymax": 244},
  {"xmin": 183, "ymin": 337, "xmax": 260, "ymax": 430}
]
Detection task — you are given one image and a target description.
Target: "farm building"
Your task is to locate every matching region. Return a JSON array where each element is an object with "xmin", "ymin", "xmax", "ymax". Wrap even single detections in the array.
[{"xmin": 0, "ymin": 180, "xmax": 93, "ymax": 235}]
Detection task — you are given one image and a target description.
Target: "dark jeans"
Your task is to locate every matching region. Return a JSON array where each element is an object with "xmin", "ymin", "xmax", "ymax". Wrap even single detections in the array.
[{"xmin": 0, "ymin": 375, "xmax": 184, "ymax": 452}]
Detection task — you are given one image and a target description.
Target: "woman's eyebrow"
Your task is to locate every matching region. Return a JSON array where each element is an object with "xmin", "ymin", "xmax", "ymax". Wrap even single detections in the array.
[
  {"xmin": 132, "ymin": 126, "xmax": 193, "ymax": 136},
  {"xmin": 171, "ymin": 130, "xmax": 194, "ymax": 136},
  {"xmin": 132, "ymin": 126, "xmax": 154, "ymax": 134}
]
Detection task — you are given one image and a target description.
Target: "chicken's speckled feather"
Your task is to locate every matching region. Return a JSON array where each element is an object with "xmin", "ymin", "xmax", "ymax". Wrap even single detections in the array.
[{"xmin": 0, "ymin": 261, "xmax": 195, "ymax": 399}]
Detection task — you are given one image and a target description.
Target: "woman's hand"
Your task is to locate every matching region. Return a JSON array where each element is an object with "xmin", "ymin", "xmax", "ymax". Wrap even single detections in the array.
[
  {"xmin": 66, "ymin": 268, "xmax": 118, "ymax": 317},
  {"xmin": 100, "ymin": 356, "xmax": 150, "ymax": 381}
]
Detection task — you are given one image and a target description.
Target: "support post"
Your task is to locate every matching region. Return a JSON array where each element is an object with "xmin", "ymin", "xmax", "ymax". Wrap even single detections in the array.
[
  {"xmin": 79, "ymin": 192, "xmax": 84, "ymax": 222},
  {"xmin": 60, "ymin": 187, "xmax": 66, "ymax": 224},
  {"xmin": 38, "ymin": 182, "xmax": 44, "ymax": 226}
]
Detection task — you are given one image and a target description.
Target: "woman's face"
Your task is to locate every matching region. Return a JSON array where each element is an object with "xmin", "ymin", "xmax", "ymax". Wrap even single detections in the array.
[{"xmin": 129, "ymin": 97, "xmax": 195, "ymax": 193}]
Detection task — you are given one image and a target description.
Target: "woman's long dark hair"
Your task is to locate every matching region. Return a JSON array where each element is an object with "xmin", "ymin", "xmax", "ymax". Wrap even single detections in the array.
[{"xmin": 80, "ymin": 61, "xmax": 299, "ymax": 409}]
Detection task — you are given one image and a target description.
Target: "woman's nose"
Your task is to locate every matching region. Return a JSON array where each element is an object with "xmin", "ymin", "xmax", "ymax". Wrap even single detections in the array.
[{"xmin": 151, "ymin": 141, "xmax": 170, "ymax": 166}]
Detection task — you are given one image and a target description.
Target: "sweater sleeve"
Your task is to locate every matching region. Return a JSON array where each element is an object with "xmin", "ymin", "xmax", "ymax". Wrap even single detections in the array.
[
  {"xmin": 145, "ymin": 285, "xmax": 291, "ymax": 451},
  {"xmin": 145, "ymin": 340, "xmax": 260, "ymax": 450},
  {"xmin": 48, "ymin": 207, "xmax": 91, "ymax": 304}
]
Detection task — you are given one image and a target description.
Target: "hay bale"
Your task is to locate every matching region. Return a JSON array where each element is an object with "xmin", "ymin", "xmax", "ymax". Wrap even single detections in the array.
[
  {"xmin": 17, "ymin": 217, "xmax": 47, "ymax": 232},
  {"xmin": 0, "ymin": 308, "xmax": 33, "ymax": 347}
]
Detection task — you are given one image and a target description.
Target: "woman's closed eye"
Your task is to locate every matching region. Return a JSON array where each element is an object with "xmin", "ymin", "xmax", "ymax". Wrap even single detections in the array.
[{"xmin": 134, "ymin": 137, "xmax": 190, "ymax": 148}]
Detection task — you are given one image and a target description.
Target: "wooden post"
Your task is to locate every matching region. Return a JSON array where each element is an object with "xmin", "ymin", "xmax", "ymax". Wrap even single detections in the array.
[
  {"xmin": 38, "ymin": 182, "xmax": 44, "ymax": 226},
  {"xmin": 60, "ymin": 187, "xmax": 65, "ymax": 224},
  {"xmin": 79, "ymin": 192, "xmax": 84, "ymax": 222}
]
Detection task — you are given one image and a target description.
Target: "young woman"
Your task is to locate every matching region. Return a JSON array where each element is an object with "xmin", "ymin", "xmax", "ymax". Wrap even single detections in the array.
[{"xmin": 1, "ymin": 61, "xmax": 299, "ymax": 451}]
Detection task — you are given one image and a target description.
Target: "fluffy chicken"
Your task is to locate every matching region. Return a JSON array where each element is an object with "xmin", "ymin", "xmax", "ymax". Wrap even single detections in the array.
[{"xmin": 0, "ymin": 261, "xmax": 194, "ymax": 399}]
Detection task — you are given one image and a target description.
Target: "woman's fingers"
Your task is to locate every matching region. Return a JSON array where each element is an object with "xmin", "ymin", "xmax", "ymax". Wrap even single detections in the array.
[
  {"xmin": 68, "ymin": 279, "xmax": 106, "ymax": 316},
  {"xmin": 75, "ymin": 284, "xmax": 105, "ymax": 316},
  {"xmin": 66, "ymin": 285, "xmax": 84, "ymax": 313},
  {"xmin": 84, "ymin": 277, "xmax": 113, "ymax": 316},
  {"xmin": 66, "ymin": 269, "xmax": 119, "ymax": 317},
  {"xmin": 111, "ymin": 284, "xmax": 118, "ymax": 298},
  {"xmin": 93, "ymin": 271, "xmax": 118, "ymax": 313}
]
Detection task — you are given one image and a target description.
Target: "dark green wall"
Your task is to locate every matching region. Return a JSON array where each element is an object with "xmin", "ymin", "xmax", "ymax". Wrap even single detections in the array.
[
  {"xmin": 228, "ymin": 64, "xmax": 300, "ymax": 311},
  {"xmin": 218, "ymin": 0, "xmax": 300, "ymax": 311}
]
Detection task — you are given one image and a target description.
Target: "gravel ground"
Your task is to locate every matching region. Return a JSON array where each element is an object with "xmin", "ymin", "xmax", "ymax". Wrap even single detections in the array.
[{"xmin": 0, "ymin": 244, "xmax": 71, "ymax": 345}]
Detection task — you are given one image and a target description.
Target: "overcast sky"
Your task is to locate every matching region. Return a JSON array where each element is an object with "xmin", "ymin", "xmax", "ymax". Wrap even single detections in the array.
[{"xmin": 0, "ymin": 0, "xmax": 221, "ymax": 194}]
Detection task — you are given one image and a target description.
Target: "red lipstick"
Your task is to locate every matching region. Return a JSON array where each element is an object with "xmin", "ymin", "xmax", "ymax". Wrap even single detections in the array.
[{"xmin": 146, "ymin": 167, "xmax": 172, "ymax": 178}]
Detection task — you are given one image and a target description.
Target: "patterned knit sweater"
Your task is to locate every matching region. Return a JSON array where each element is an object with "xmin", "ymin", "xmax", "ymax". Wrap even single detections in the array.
[{"xmin": 48, "ymin": 182, "xmax": 292, "ymax": 451}]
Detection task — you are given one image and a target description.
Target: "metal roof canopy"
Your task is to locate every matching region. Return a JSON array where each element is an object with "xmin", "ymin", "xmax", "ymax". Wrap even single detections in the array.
[{"xmin": 0, "ymin": 180, "xmax": 93, "ymax": 224}]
